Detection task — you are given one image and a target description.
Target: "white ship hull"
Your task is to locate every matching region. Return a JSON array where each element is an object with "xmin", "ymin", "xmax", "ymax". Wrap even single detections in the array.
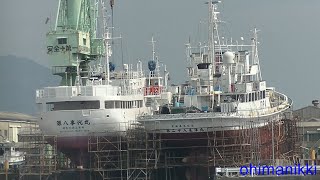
[
  {"xmin": 37, "ymin": 107, "xmax": 151, "ymax": 166},
  {"xmin": 38, "ymin": 108, "xmax": 149, "ymax": 137},
  {"xmin": 139, "ymin": 109, "xmax": 288, "ymax": 134}
]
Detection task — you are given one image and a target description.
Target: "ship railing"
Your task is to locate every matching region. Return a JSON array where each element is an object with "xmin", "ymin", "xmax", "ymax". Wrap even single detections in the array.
[
  {"xmin": 113, "ymin": 71, "xmax": 142, "ymax": 79},
  {"xmin": 120, "ymin": 88, "xmax": 143, "ymax": 96},
  {"xmin": 139, "ymin": 102, "xmax": 292, "ymax": 121},
  {"xmin": 36, "ymin": 85, "xmax": 145, "ymax": 99},
  {"xmin": 138, "ymin": 112, "xmax": 239, "ymax": 120},
  {"xmin": 272, "ymin": 91, "xmax": 292, "ymax": 110}
]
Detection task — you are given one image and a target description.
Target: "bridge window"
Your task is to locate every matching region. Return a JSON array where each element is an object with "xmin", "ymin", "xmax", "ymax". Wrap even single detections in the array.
[
  {"xmin": 105, "ymin": 101, "xmax": 115, "ymax": 109},
  {"xmin": 239, "ymin": 94, "xmax": 245, "ymax": 102},
  {"xmin": 105, "ymin": 100, "xmax": 144, "ymax": 109},
  {"xmin": 47, "ymin": 101, "xmax": 100, "ymax": 111},
  {"xmin": 259, "ymin": 91, "xmax": 262, "ymax": 99},
  {"xmin": 115, "ymin": 101, "xmax": 121, "ymax": 108},
  {"xmin": 57, "ymin": 38, "xmax": 67, "ymax": 45},
  {"xmin": 249, "ymin": 93, "xmax": 252, "ymax": 102},
  {"xmin": 197, "ymin": 63, "xmax": 211, "ymax": 69},
  {"xmin": 46, "ymin": 103, "xmax": 54, "ymax": 111},
  {"xmin": 231, "ymin": 95, "xmax": 237, "ymax": 101}
]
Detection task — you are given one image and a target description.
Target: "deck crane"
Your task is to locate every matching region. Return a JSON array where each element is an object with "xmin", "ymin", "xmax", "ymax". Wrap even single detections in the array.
[{"xmin": 46, "ymin": 0, "xmax": 114, "ymax": 86}]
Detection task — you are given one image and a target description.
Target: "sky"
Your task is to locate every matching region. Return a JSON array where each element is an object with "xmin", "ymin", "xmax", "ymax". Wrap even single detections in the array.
[{"xmin": 1, "ymin": 0, "xmax": 320, "ymax": 109}]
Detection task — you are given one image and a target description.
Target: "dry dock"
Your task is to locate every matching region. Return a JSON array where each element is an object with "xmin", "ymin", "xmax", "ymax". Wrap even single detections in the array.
[
  {"xmin": 3, "ymin": 105, "xmax": 320, "ymax": 179},
  {"xmin": 10, "ymin": 111, "xmax": 309, "ymax": 180}
]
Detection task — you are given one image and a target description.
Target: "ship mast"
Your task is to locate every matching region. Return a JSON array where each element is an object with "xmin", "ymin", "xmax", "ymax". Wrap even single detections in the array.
[
  {"xmin": 208, "ymin": 1, "xmax": 221, "ymax": 109},
  {"xmin": 152, "ymin": 36, "xmax": 156, "ymax": 62},
  {"xmin": 100, "ymin": 0, "xmax": 112, "ymax": 85},
  {"xmin": 208, "ymin": 1, "xmax": 221, "ymax": 71},
  {"xmin": 151, "ymin": 36, "xmax": 161, "ymax": 78},
  {"xmin": 208, "ymin": 1, "xmax": 214, "ymax": 66},
  {"xmin": 252, "ymin": 28, "xmax": 262, "ymax": 81},
  {"xmin": 185, "ymin": 39, "xmax": 193, "ymax": 77},
  {"xmin": 147, "ymin": 36, "xmax": 158, "ymax": 86}
]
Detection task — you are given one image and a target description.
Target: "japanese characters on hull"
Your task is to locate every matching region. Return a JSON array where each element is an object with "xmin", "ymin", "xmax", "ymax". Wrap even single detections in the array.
[
  {"xmin": 166, "ymin": 124, "xmax": 205, "ymax": 133},
  {"xmin": 56, "ymin": 119, "xmax": 91, "ymax": 133}
]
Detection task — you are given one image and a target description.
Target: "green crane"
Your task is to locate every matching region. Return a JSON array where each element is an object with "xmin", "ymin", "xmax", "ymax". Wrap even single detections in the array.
[{"xmin": 46, "ymin": 0, "xmax": 107, "ymax": 86}]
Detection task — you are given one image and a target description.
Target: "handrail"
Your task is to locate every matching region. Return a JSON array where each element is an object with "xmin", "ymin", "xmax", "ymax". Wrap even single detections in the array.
[
  {"xmin": 139, "ymin": 90, "xmax": 292, "ymax": 120},
  {"xmin": 36, "ymin": 85, "xmax": 144, "ymax": 99}
]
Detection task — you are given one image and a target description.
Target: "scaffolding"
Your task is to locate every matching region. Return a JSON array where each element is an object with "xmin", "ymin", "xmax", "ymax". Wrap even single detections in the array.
[
  {"xmin": 88, "ymin": 121, "xmax": 161, "ymax": 180},
  {"xmin": 276, "ymin": 117, "xmax": 300, "ymax": 164},
  {"xmin": 87, "ymin": 116, "xmax": 300, "ymax": 180},
  {"xmin": 18, "ymin": 126, "xmax": 57, "ymax": 180},
  {"xmin": 207, "ymin": 121, "xmax": 261, "ymax": 168},
  {"xmin": 12, "ymin": 115, "xmax": 299, "ymax": 180},
  {"xmin": 126, "ymin": 122, "xmax": 160, "ymax": 180},
  {"xmin": 82, "ymin": 120, "xmax": 260, "ymax": 180},
  {"xmin": 147, "ymin": 121, "xmax": 263, "ymax": 180},
  {"xmin": 88, "ymin": 122, "xmax": 128, "ymax": 180}
]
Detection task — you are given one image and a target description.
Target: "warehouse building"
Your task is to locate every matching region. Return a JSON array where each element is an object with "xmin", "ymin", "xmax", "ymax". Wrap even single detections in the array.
[
  {"xmin": 294, "ymin": 100, "xmax": 320, "ymax": 165},
  {"xmin": 0, "ymin": 112, "xmax": 37, "ymax": 142}
]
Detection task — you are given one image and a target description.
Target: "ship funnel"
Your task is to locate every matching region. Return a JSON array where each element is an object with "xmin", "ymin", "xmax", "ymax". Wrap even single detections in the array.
[{"xmin": 312, "ymin": 100, "xmax": 319, "ymax": 107}]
